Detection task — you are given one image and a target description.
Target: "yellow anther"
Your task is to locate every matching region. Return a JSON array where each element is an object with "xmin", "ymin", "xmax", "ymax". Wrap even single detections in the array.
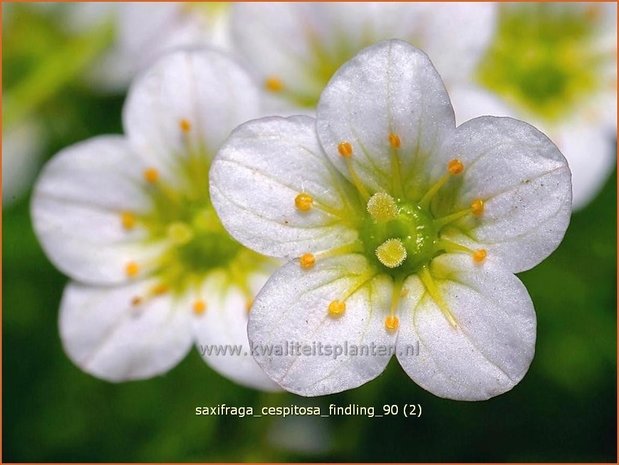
[
  {"xmin": 131, "ymin": 296, "xmax": 143, "ymax": 306},
  {"xmin": 328, "ymin": 300, "xmax": 346, "ymax": 317},
  {"xmin": 388, "ymin": 132, "xmax": 401, "ymax": 149},
  {"xmin": 337, "ymin": 141, "xmax": 353, "ymax": 158},
  {"xmin": 472, "ymin": 248, "xmax": 487, "ymax": 264},
  {"xmin": 143, "ymin": 167, "xmax": 160, "ymax": 183},
  {"xmin": 193, "ymin": 299, "xmax": 207, "ymax": 315},
  {"xmin": 375, "ymin": 238, "xmax": 407, "ymax": 269},
  {"xmin": 367, "ymin": 192, "xmax": 398, "ymax": 222},
  {"xmin": 447, "ymin": 159, "xmax": 464, "ymax": 175},
  {"xmin": 151, "ymin": 283, "xmax": 169, "ymax": 296},
  {"xmin": 125, "ymin": 261, "xmax": 140, "ymax": 278},
  {"xmin": 264, "ymin": 76, "xmax": 284, "ymax": 92},
  {"xmin": 120, "ymin": 211, "xmax": 136, "ymax": 230},
  {"xmin": 385, "ymin": 315, "xmax": 399, "ymax": 332},
  {"xmin": 179, "ymin": 118, "xmax": 192, "ymax": 133},
  {"xmin": 471, "ymin": 198, "xmax": 485, "ymax": 216},
  {"xmin": 167, "ymin": 222, "xmax": 193, "ymax": 245},
  {"xmin": 295, "ymin": 192, "xmax": 314, "ymax": 212},
  {"xmin": 299, "ymin": 253, "xmax": 316, "ymax": 269}
]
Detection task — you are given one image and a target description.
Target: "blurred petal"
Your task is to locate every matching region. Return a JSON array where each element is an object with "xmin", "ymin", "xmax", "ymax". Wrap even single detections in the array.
[
  {"xmin": 60, "ymin": 280, "xmax": 193, "ymax": 382},
  {"xmin": 317, "ymin": 40, "xmax": 455, "ymax": 194},
  {"xmin": 123, "ymin": 49, "xmax": 260, "ymax": 179},
  {"xmin": 449, "ymin": 85, "xmax": 515, "ymax": 126},
  {"xmin": 249, "ymin": 254, "xmax": 395, "ymax": 396},
  {"xmin": 397, "ymin": 254, "xmax": 536, "ymax": 401},
  {"xmin": 210, "ymin": 116, "xmax": 358, "ymax": 259},
  {"xmin": 31, "ymin": 136, "xmax": 161, "ymax": 285},
  {"xmin": 438, "ymin": 116, "xmax": 572, "ymax": 273},
  {"xmin": 192, "ymin": 270, "xmax": 281, "ymax": 391}
]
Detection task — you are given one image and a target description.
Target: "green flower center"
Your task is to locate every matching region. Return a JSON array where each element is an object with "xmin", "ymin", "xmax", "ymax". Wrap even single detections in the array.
[{"xmin": 476, "ymin": 4, "xmax": 606, "ymax": 121}]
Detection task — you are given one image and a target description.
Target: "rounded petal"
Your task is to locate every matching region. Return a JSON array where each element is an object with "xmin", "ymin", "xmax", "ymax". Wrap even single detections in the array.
[
  {"xmin": 31, "ymin": 136, "xmax": 161, "ymax": 285},
  {"xmin": 439, "ymin": 116, "xmax": 572, "ymax": 273},
  {"xmin": 396, "ymin": 254, "xmax": 536, "ymax": 401},
  {"xmin": 60, "ymin": 280, "xmax": 193, "ymax": 382},
  {"xmin": 210, "ymin": 115, "xmax": 358, "ymax": 259},
  {"xmin": 317, "ymin": 40, "xmax": 456, "ymax": 194},
  {"xmin": 123, "ymin": 49, "xmax": 260, "ymax": 179},
  {"xmin": 192, "ymin": 270, "xmax": 281, "ymax": 391},
  {"xmin": 248, "ymin": 254, "xmax": 395, "ymax": 396}
]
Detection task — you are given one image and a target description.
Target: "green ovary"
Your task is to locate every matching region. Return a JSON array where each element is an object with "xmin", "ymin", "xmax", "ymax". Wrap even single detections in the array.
[{"xmin": 477, "ymin": 4, "xmax": 604, "ymax": 121}]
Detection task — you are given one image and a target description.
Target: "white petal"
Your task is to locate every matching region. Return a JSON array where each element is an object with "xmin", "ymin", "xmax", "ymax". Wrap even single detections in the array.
[
  {"xmin": 248, "ymin": 254, "xmax": 395, "ymax": 396},
  {"xmin": 192, "ymin": 270, "xmax": 281, "ymax": 391},
  {"xmin": 123, "ymin": 49, "xmax": 260, "ymax": 180},
  {"xmin": 210, "ymin": 115, "xmax": 358, "ymax": 259},
  {"xmin": 31, "ymin": 136, "xmax": 160, "ymax": 285},
  {"xmin": 396, "ymin": 254, "xmax": 536, "ymax": 401},
  {"xmin": 439, "ymin": 116, "xmax": 572, "ymax": 273},
  {"xmin": 317, "ymin": 40, "xmax": 456, "ymax": 194},
  {"xmin": 553, "ymin": 120, "xmax": 616, "ymax": 210},
  {"xmin": 60, "ymin": 280, "xmax": 193, "ymax": 382}
]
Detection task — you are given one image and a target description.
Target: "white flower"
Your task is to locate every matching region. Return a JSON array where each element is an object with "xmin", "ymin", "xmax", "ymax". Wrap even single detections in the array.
[
  {"xmin": 31, "ymin": 49, "xmax": 279, "ymax": 390},
  {"xmin": 230, "ymin": 2, "xmax": 496, "ymax": 111},
  {"xmin": 451, "ymin": 3, "xmax": 617, "ymax": 209},
  {"xmin": 211, "ymin": 40, "xmax": 572, "ymax": 400},
  {"xmin": 86, "ymin": 2, "xmax": 231, "ymax": 91}
]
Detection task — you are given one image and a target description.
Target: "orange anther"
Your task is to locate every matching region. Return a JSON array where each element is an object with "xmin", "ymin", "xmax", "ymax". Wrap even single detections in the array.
[
  {"xmin": 337, "ymin": 141, "xmax": 353, "ymax": 158},
  {"xmin": 328, "ymin": 300, "xmax": 346, "ymax": 317},
  {"xmin": 388, "ymin": 132, "xmax": 401, "ymax": 149},
  {"xmin": 180, "ymin": 118, "xmax": 192, "ymax": 133},
  {"xmin": 472, "ymin": 249, "xmax": 487, "ymax": 264},
  {"xmin": 471, "ymin": 199, "xmax": 484, "ymax": 216},
  {"xmin": 143, "ymin": 167, "xmax": 159, "ymax": 183},
  {"xmin": 264, "ymin": 76, "xmax": 284, "ymax": 92},
  {"xmin": 125, "ymin": 261, "xmax": 140, "ymax": 278},
  {"xmin": 193, "ymin": 300, "xmax": 207, "ymax": 315},
  {"xmin": 385, "ymin": 315, "xmax": 399, "ymax": 331},
  {"xmin": 299, "ymin": 253, "xmax": 316, "ymax": 269},
  {"xmin": 295, "ymin": 193, "xmax": 313, "ymax": 212},
  {"xmin": 447, "ymin": 159, "xmax": 464, "ymax": 175}
]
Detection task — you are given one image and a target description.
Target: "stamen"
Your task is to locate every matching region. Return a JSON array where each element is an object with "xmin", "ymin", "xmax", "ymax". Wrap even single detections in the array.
[
  {"xmin": 471, "ymin": 199, "xmax": 484, "ymax": 216},
  {"xmin": 150, "ymin": 283, "xmax": 169, "ymax": 296},
  {"xmin": 143, "ymin": 167, "xmax": 160, "ymax": 183},
  {"xmin": 447, "ymin": 159, "xmax": 464, "ymax": 175},
  {"xmin": 125, "ymin": 261, "xmax": 140, "ymax": 278},
  {"xmin": 179, "ymin": 118, "xmax": 192, "ymax": 133},
  {"xmin": 419, "ymin": 266, "xmax": 457, "ymax": 328},
  {"xmin": 337, "ymin": 141, "xmax": 353, "ymax": 158},
  {"xmin": 131, "ymin": 296, "xmax": 143, "ymax": 306},
  {"xmin": 295, "ymin": 192, "xmax": 314, "ymax": 212},
  {"xmin": 120, "ymin": 211, "xmax": 136, "ymax": 230},
  {"xmin": 328, "ymin": 300, "xmax": 346, "ymax": 317},
  {"xmin": 388, "ymin": 132, "xmax": 401, "ymax": 149},
  {"xmin": 264, "ymin": 76, "xmax": 284, "ymax": 92},
  {"xmin": 167, "ymin": 222, "xmax": 193, "ymax": 245},
  {"xmin": 376, "ymin": 238, "xmax": 407, "ymax": 269},
  {"xmin": 385, "ymin": 315, "xmax": 399, "ymax": 332},
  {"xmin": 299, "ymin": 253, "xmax": 316, "ymax": 269},
  {"xmin": 367, "ymin": 192, "xmax": 398, "ymax": 222},
  {"xmin": 193, "ymin": 299, "xmax": 207, "ymax": 315},
  {"xmin": 433, "ymin": 208, "xmax": 471, "ymax": 229},
  {"xmin": 472, "ymin": 249, "xmax": 487, "ymax": 264}
]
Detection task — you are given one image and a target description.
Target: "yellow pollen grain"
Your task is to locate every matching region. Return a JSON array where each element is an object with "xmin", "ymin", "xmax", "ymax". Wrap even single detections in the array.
[
  {"xmin": 447, "ymin": 159, "xmax": 464, "ymax": 175},
  {"xmin": 337, "ymin": 141, "xmax": 353, "ymax": 158},
  {"xmin": 472, "ymin": 249, "xmax": 487, "ymax": 264},
  {"xmin": 125, "ymin": 261, "xmax": 140, "ymax": 278},
  {"xmin": 388, "ymin": 132, "xmax": 401, "ymax": 149},
  {"xmin": 193, "ymin": 299, "xmax": 207, "ymax": 315},
  {"xmin": 385, "ymin": 315, "xmax": 399, "ymax": 332},
  {"xmin": 299, "ymin": 253, "xmax": 316, "ymax": 269},
  {"xmin": 376, "ymin": 238, "xmax": 407, "ymax": 269},
  {"xmin": 328, "ymin": 300, "xmax": 346, "ymax": 317},
  {"xmin": 179, "ymin": 118, "xmax": 192, "ymax": 133},
  {"xmin": 295, "ymin": 192, "xmax": 314, "ymax": 212},
  {"xmin": 143, "ymin": 167, "xmax": 160, "ymax": 183},
  {"xmin": 367, "ymin": 192, "xmax": 398, "ymax": 222},
  {"xmin": 264, "ymin": 76, "xmax": 284, "ymax": 92},
  {"xmin": 471, "ymin": 199, "xmax": 484, "ymax": 216},
  {"xmin": 120, "ymin": 211, "xmax": 136, "ymax": 230}
]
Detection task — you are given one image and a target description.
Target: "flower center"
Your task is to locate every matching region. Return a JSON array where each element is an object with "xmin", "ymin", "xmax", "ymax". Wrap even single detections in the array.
[
  {"xmin": 476, "ymin": 4, "xmax": 606, "ymax": 120},
  {"xmin": 360, "ymin": 193, "xmax": 439, "ymax": 277}
]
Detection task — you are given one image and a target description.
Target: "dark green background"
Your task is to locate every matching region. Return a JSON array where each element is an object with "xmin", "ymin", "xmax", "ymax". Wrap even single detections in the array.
[{"xmin": 3, "ymin": 3, "xmax": 617, "ymax": 462}]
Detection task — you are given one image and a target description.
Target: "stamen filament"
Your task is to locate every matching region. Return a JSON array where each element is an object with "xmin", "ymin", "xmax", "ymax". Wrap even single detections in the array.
[
  {"xmin": 419, "ymin": 173, "xmax": 449, "ymax": 209},
  {"xmin": 433, "ymin": 207, "xmax": 472, "ymax": 229},
  {"xmin": 341, "ymin": 271, "xmax": 377, "ymax": 301},
  {"xmin": 344, "ymin": 158, "xmax": 370, "ymax": 201},
  {"xmin": 419, "ymin": 266, "xmax": 457, "ymax": 328}
]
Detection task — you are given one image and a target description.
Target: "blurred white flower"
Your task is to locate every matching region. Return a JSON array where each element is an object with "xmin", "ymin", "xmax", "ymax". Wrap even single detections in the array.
[
  {"xmin": 230, "ymin": 2, "xmax": 496, "ymax": 112},
  {"xmin": 211, "ymin": 41, "xmax": 572, "ymax": 400},
  {"xmin": 451, "ymin": 3, "xmax": 617, "ymax": 209},
  {"xmin": 31, "ymin": 49, "xmax": 279, "ymax": 390}
]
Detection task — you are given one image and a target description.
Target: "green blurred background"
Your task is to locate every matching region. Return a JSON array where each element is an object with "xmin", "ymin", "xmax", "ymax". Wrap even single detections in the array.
[{"xmin": 3, "ymin": 3, "xmax": 617, "ymax": 462}]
